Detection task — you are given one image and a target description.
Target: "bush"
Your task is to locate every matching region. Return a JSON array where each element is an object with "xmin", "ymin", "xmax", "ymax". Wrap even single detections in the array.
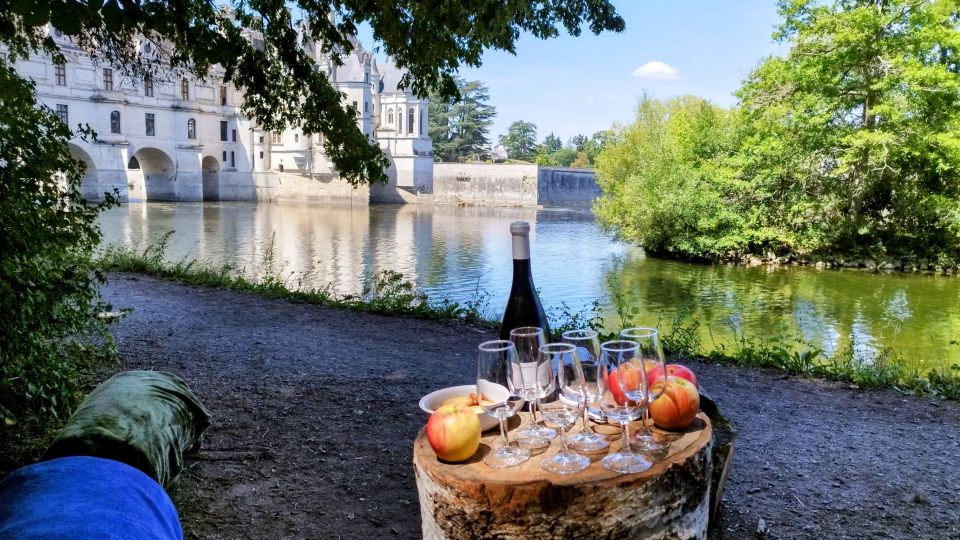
[{"xmin": 0, "ymin": 66, "xmax": 118, "ymax": 427}]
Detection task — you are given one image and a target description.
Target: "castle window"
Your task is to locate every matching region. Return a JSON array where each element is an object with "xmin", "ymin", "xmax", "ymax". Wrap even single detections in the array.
[
  {"xmin": 222, "ymin": 151, "xmax": 227, "ymax": 161},
  {"xmin": 230, "ymin": 151, "xmax": 235, "ymax": 168},
  {"xmin": 231, "ymin": 129, "xmax": 237, "ymax": 142},
  {"xmin": 398, "ymin": 113, "xmax": 402, "ymax": 133},
  {"xmin": 145, "ymin": 113, "xmax": 155, "ymax": 136},
  {"xmin": 55, "ymin": 104, "xmax": 68, "ymax": 125},
  {"xmin": 220, "ymin": 121, "xmax": 228, "ymax": 141},
  {"xmin": 420, "ymin": 110, "xmax": 424, "ymax": 135},
  {"xmin": 180, "ymin": 78, "xmax": 189, "ymax": 100},
  {"xmin": 55, "ymin": 63, "xmax": 66, "ymax": 86},
  {"xmin": 271, "ymin": 131, "xmax": 282, "ymax": 144},
  {"xmin": 408, "ymin": 108, "xmax": 414, "ymax": 134},
  {"xmin": 144, "ymin": 76, "xmax": 154, "ymax": 97},
  {"xmin": 294, "ymin": 134, "xmax": 299, "ymax": 143},
  {"xmin": 54, "ymin": 27, "xmax": 63, "ymax": 37},
  {"xmin": 102, "ymin": 68, "xmax": 113, "ymax": 91},
  {"xmin": 110, "ymin": 110, "xmax": 121, "ymax": 133},
  {"xmin": 219, "ymin": 85, "xmax": 227, "ymax": 105},
  {"xmin": 387, "ymin": 109, "xmax": 394, "ymax": 124},
  {"xmin": 187, "ymin": 118, "xmax": 196, "ymax": 139}
]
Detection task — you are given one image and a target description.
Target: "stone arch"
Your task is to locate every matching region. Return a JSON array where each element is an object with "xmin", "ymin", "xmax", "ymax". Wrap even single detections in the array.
[
  {"xmin": 67, "ymin": 142, "xmax": 100, "ymax": 200},
  {"xmin": 201, "ymin": 156, "xmax": 219, "ymax": 201},
  {"xmin": 130, "ymin": 147, "xmax": 176, "ymax": 201}
]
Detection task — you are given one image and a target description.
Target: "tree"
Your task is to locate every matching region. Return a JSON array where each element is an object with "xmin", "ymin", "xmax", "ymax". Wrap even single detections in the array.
[
  {"xmin": 736, "ymin": 0, "xmax": 960, "ymax": 261},
  {"xmin": 569, "ymin": 134, "xmax": 588, "ymax": 151},
  {"xmin": 594, "ymin": 96, "xmax": 744, "ymax": 259},
  {"xmin": 0, "ymin": 68, "xmax": 116, "ymax": 425},
  {"xmin": 596, "ymin": 1, "xmax": 960, "ymax": 264},
  {"xmin": 0, "ymin": 2, "xmax": 625, "ymax": 425},
  {"xmin": 500, "ymin": 120, "xmax": 539, "ymax": 162},
  {"xmin": 570, "ymin": 151, "xmax": 591, "ymax": 169},
  {"xmin": 429, "ymin": 78, "xmax": 496, "ymax": 162},
  {"xmin": 542, "ymin": 133, "xmax": 563, "ymax": 154}
]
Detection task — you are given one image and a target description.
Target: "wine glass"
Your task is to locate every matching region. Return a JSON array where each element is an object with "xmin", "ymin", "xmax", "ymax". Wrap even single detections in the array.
[
  {"xmin": 477, "ymin": 340, "xmax": 530, "ymax": 468},
  {"xmin": 560, "ymin": 329, "xmax": 609, "ymax": 452},
  {"xmin": 539, "ymin": 343, "xmax": 590, "ymax": 474},
  {"xmin": 509, "ymin": 326, "xmax": 557, "ymax": 448},
  {"xmin": 598, "ymin": 340, "xmax": 651, "ymax": 474},
  {"xmin": 620, "ymin": 327, "xmax": 670, "ymax": 455}
]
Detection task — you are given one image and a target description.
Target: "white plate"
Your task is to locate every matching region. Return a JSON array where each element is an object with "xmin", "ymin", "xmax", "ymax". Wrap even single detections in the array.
[{"xmin": 419, "ymin": 384, "xmax": 506, "ymax": 432}]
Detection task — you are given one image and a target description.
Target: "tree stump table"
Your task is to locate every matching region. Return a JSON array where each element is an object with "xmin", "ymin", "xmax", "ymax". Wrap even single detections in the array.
[{"xmin": 413, "ymin": 412, "xmax": 714, "ymax": 539}]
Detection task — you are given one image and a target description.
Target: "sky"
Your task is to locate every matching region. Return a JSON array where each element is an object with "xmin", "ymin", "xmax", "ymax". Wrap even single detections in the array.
[{"xmin": 359, "ymin": 1, "xmax": 788, "ymax": 144}]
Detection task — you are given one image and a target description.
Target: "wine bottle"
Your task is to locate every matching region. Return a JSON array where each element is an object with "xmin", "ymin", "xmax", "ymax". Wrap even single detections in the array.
[{"xmin": 500, "ymin": 221, "xmax": 551, "ymax": 340}]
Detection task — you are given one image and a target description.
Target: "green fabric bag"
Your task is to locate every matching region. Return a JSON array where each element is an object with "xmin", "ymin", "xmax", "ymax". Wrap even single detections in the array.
[{"xmin": 44, "ymin": 370, "xmax": 211, "ymax": 489}]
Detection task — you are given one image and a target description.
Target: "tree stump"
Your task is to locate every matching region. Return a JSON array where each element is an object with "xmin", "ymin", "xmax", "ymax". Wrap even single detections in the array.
[{"xmin": 413, "ymin": 413, "xmax": 713, "ymax": 539}]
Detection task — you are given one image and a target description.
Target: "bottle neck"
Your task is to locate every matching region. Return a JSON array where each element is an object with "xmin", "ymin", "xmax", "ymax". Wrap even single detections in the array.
[
  {"xmin": 512, "ymin": 258, "xmax": 532, "ymax": 280},
  {"xmin": 511, "ymin": 232, "xmax": 530, "ymax": 261}
]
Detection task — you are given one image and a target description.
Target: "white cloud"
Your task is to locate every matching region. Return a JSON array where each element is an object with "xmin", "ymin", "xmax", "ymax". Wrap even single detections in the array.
[{"xmin": 632, "ymin": 61, "xmax": 679, "ymax": 80}]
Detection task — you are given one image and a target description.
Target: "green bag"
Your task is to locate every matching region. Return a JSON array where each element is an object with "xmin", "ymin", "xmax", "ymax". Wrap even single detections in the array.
[{"xmin": 44, "ymin": 370, "xmax": 210, "ymax": 489}]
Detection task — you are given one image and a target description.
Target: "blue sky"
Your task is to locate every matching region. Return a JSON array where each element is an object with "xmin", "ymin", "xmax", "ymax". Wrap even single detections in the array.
[{"xmin": 360, "ymin": 1, "xmax": 788, "ymax": 143}]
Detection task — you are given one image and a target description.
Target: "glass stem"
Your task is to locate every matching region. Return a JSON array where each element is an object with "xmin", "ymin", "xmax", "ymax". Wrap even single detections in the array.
[
  {"xmin": 500, "ymin": 418, "xmax": 510, "ymax": 448},
  {"xmin": 582, "ymin": 405, "xmax": 590, "ymax": 434},
  {"xmin": 531, "ymin": 396, "xmax": 539, "ymax": 424},
  {"xmin": 641, "ymin": 409, "xmax": 651, "ymax": 436},
  {"xmin": 621, "ymin": 421, "xmax": 631, "ymax": 454},
  {"xmin": 559, "ymin": 424, "xmax": 568, "ymax": 454}
]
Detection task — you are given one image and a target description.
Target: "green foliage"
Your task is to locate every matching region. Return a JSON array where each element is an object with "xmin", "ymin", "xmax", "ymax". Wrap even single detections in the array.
[
  {"xmin": 596, "ymin": 0, "xmax": 960, "ymax": 264},
  {"xmin": 500, "ymin": 120, "xmax": 539, "ymax": 162},
  {"xmin": 594, "ymin": 95, "xmax": 746, "ymax": 259},
  {"xmin": 429, "ymin": 78, "xmax": 496, "ymax": 162},
  {"xmin": 0, "ymin": 66, "xmax": 118, "ymax": 426},
  {"xmin": 0, "ymin": 2, "xmax": 624, "ymax": 185},
  {"xmin": 542, "ymin": 133, "xmax": 563, "ymax": 154},
  {"xmin": 735, "ymin": 0, "xmax": 960, "ymax": 261}
]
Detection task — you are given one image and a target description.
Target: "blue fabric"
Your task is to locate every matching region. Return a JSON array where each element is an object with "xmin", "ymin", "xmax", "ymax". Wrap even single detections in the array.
[{"xmin": 0, "ymin": 456, "xmax": 182, "ymax": 540}]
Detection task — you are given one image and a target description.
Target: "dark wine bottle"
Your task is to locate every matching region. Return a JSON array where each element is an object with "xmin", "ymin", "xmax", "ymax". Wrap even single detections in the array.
[{"xmin": 500, "ymin": 221, "xmax": 551, "ymax": 340}]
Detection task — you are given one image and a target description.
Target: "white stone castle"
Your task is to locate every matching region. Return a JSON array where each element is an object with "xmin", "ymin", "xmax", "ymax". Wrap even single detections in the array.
[{"xmin": 3, "ymin": 20, "xmax": 433, "ymax": 203}]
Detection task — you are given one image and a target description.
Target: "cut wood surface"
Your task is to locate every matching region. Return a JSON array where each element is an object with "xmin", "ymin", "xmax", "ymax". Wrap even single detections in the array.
[{"xmin": 414, "ymin": 412, "xmax": 714, "ymax": 540}]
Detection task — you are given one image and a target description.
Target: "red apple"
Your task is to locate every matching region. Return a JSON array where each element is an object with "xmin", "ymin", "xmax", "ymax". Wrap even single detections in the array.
[
  {"xmin": 666, "ymin": 364, "xmax": 698, "ymax": 388},
  {"xmin": 604, "ymin": 363, "xmax": 644, "ymax": 406},
  {"xmin": 426, "ymin": 404, "xmax": 481, "ymax": 462},
  {"xmin": 648, "ymin": 376, "xmax": 700, "ymax": 430}
]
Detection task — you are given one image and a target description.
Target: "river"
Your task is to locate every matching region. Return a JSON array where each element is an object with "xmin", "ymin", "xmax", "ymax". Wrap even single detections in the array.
[{"xmin": 98, "ymin": 201, "xmax": 960, "ymax": 369}]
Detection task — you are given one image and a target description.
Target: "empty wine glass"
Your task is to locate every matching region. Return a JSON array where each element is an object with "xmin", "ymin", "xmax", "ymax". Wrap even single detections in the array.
[
  {"xmin": 477, "ymin": 340, "xmax": 530, "ymax": 468},
  {"xmin": 598, "ymin": 340, "xmax": 652, "ymax": 474},
  {"xmin": 509, "ymin": 326, "xmax": 557, "ymax": 448},
  {"xmin": 560, "ymin": 329, "xmax": 609, "ymax": 452},
  {"xmin": 620, "ymin": 327, "xmax": 670, "ymax": 455},
  {"xmin": 539, "ymin": 343, "xmax": 590, "ymax": 474}
]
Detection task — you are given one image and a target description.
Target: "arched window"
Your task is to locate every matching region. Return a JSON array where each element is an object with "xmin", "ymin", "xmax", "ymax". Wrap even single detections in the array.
[
  {"xmin": 387, "ymin": 108, "xmax": 394, "ymax": 124},
  {"xmin": 398, "ymin": 112, "xmax": 402, "ymax": 133},
  {"xmin": 420, "ymin": 110, "xmax": 424, "ymax": 135},
  {"xmin": 187, "ymin": 118, "xmax": 196, "ymax": 139},
  {"xmin": 408, "ymin": 108, "xmax": 414, "ymax": 135},
  {"xmin": 110, "ymin": 110, "xmax": 121, "ymax": 134}
]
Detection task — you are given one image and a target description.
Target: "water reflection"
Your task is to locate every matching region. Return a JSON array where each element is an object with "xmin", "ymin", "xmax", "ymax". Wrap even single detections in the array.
[{"xmin": 98, "ymin": 202, "xmax": 960, "ymax": 368}]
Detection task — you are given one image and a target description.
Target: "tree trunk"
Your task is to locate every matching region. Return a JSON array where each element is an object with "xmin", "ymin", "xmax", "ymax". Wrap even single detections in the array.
[{"xmin": 413, "ymin": 413, "xmax": 714, "ymax": 540}]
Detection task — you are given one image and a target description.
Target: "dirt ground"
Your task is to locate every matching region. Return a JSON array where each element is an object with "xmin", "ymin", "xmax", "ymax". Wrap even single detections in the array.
[{"xmin": 15, "ymin": 273, "xmax": 960, "ymax": 539}]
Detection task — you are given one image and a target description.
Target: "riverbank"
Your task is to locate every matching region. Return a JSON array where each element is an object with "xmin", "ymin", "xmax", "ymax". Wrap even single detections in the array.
[{"xmin": 5, "ymin": 273, "xmax": 958, "ymax": 539}]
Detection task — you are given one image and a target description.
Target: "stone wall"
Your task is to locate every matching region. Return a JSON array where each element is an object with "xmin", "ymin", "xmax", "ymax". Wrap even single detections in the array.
[
  {"xmin": 537, "ymin": 167, "xmax": 600, "ymax": 204},
  {"xmin": 431, "ymin": 163, "xmax": 539, "ymax": 206},
  {"xmin": 428, "ymin": 163, "xmax": 597, "ymax": 206}
]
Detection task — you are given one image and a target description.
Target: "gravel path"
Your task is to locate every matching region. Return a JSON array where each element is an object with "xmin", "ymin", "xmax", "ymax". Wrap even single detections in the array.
[{"xmin": 97, "ymin": 273, "xmax": 960, "ymax": 539}]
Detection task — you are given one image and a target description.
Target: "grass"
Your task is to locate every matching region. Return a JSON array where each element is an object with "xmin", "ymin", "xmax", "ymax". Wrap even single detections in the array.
[{"xmin": 96, "ymin": 234, "xmax": 960, "ymax": 401}]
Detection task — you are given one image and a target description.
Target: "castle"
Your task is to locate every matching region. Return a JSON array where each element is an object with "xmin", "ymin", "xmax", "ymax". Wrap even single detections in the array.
[{"xmin": 3, "ymin": 21, "xmax": 434, "ymax": 203}]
